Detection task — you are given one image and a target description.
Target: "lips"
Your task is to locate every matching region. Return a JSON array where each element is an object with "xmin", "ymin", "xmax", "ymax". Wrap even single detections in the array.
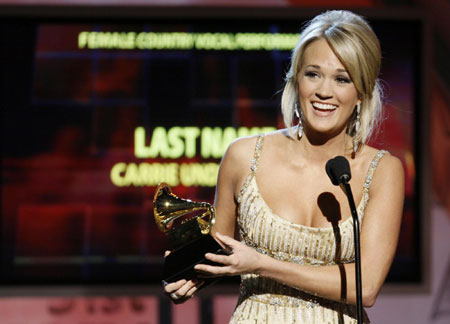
[
  {"xmin": 311, "ymin": 101, "xmax": 338, "ymax": 111},
  {"xmin": 311, "ymin": 101, "xmax": 338, "ymax": 116}
]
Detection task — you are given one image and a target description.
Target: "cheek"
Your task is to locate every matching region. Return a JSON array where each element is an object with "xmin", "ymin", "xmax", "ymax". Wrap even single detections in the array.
[
  {"xmin": 297, "ymin": 80, "xmax": 314, "ymax": 101},
  {"xmin": 337, "ymin": 87, "xmax": 359, "ymax": 105}
]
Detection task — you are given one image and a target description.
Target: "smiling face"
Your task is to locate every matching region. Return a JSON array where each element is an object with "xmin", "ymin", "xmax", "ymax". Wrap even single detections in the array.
[{"xmin": 297, "ymin": 38, "xmax": 360, "ymax": 140}]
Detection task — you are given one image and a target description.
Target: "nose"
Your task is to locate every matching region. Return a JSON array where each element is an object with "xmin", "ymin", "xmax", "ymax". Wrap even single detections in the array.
[{"xmin": 315, "ymin": 79, "xmax": 333, "ymax": 100}]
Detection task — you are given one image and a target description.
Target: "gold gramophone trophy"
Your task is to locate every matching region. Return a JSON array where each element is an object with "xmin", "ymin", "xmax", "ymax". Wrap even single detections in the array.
[{"xmin": 153, "ymin": 183, "xmax": 227, "ymax": 287}]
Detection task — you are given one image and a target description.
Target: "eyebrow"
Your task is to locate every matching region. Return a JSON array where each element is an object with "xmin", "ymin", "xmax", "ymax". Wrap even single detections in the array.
[{"xmin": 305, "ymin": 65, "xmax": 348, "ymax": 73}]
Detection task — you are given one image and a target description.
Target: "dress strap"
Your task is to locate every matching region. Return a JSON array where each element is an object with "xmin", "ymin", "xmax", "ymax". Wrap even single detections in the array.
[
  {"xmin": 363, "ymin": 149, "xmax": 388, "ymax": 192},
  {"xmin": 250, "ymin": 134, "xmax": 265, "ymax": 173}
]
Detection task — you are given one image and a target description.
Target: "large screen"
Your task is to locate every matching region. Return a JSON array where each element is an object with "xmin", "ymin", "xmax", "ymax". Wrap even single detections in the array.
[{"xmin": 1, "ymin": 17, "xmax": 421, "ymax": 286}]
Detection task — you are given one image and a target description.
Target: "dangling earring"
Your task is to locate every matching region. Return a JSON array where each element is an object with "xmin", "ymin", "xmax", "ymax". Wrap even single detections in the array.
[
  {"xmin": 295, "ymin": 103, "xmax": 303, "ymax": 139},
  {"xmin": 353, "ymin": 102, "xmax": 361, "ymax": 153}
]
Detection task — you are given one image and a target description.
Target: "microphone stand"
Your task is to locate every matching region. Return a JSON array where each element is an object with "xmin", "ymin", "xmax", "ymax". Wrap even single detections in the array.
[{"xmin": 340, "ymin": 178, "xmax": 363, "ymax": 324}]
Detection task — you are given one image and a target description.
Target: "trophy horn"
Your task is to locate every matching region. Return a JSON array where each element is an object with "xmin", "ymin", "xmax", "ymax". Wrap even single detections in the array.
[{"xmin": 153, "ymin": 183, "xmax": 215, "ymax": 234}]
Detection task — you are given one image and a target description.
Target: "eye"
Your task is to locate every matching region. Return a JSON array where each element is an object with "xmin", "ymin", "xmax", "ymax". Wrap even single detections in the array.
[
  {"xmin": 305, "ymin": 71, "xmax": 319, "ymax": 79},
  {"xmin": 336, "ymin": 76, "xmax": 351, "ymax": 84}
]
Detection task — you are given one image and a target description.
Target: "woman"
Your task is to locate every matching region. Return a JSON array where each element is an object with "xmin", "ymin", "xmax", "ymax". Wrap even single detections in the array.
[{"xmin": 165, "ymin": 10, "xmax": 404, "ymax": 323}]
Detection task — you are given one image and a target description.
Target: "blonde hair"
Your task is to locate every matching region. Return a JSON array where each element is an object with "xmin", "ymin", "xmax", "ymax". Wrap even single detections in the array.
[{"xmin": 281, "ymin": 10, "xmax": 383, "ymax": 144}]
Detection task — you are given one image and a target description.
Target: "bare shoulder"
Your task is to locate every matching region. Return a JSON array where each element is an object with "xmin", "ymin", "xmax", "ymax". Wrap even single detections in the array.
[
  {"xmin": 224, "ymin": 135, "xmax": 259, "ymax": 164},
  {"xmin": 225, "ymin": 129, "xmax": 287, "ymax": 159},
  {"xmin": 364, "ymin": 145, "xmax": 405, "ymax": 191},
  {"xmin": 219, "ymin": 134, "xmax": 260, "ymax": 182}
]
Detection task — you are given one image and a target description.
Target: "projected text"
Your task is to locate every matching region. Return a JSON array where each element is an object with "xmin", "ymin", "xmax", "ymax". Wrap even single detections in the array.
[
  {"xmin": 78, "ymin": 32, "xmax": 299, "ymax": 51},
  {"xmin": 110, "ymin": 126, "xmax": 275, "ymax": 187}
]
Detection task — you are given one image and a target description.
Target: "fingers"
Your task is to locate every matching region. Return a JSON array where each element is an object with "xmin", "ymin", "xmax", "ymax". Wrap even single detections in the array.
[
  {"xmin": 214, "ymin": 232, "xmax": 234, "ymax": 246},
  {"xmin": 192, "ymin": 244, "xmax": 235, "ymax": 276},
  {"xmin": 164, "ymin": 250, "xmax": 171, "ymax": 257},
  {"xmin": 164, "ymin": 279, "xmax": 204, "ymax": 304},
  {"xmin": 205, "ymin": 252, "xmax": 230, "ymax": 264},
  {"xmin": 186, "ymin": 280, "xmax": 204, "ymax": 297},
  {"xmin": 214, "ymin": 233, "xmax": 237, "ymax": 255},
  {"xmin": 176, "ymin": 279, "xmax": 200, "ymax": 296},
  {"xmin": 195, "ymin": 263, "xmax": 230, "ymax": 276},
  {"xmin": 164, "ymin": 279, "xmax": 187, "ymax": 294}
]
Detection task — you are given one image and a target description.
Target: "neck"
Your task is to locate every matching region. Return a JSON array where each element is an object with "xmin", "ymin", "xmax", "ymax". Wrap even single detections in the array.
[{"xmin": 297, "ymin": 128, "xmax": 353, "ymax": 162}]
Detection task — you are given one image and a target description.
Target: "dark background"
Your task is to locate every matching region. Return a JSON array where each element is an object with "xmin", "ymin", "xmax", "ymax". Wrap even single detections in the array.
[{"xmin": 0, "ymin": 16, "xmax": 422, "ymax": 286}]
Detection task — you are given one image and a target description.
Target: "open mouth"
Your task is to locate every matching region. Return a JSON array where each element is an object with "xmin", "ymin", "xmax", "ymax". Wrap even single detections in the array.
[{"xmin": 311, "ymin": 101, "xmax": 338, "ymax": 113}]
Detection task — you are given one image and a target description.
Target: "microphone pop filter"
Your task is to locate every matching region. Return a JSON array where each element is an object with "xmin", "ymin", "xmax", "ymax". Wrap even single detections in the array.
[{"xmin": 326, "ymin": 156, "xmax": 351, "ymax": 186}]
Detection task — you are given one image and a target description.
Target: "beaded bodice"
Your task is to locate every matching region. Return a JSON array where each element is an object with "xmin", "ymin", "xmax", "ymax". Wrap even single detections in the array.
[{"xmin": 229, "ymin": 134, "xmax": 387, "ymax": 324}]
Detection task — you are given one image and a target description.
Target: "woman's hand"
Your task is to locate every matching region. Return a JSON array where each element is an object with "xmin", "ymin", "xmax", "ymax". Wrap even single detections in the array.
[
  {"xmin": 163, "ymin": 278, "xmax": 204, "ymax": 304},
  {"xmin": 194, "ymin": 233, "xmax": 263, "ymax": 276},
  {"xmin": 163, "ymin": 251, "xmax": 204, "ymax": 304}
]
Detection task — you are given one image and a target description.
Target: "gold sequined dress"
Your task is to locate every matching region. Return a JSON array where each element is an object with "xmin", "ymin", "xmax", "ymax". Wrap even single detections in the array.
[{"xmin": 229, "ymin": 135, "xmax": 387, "ymax": 324}]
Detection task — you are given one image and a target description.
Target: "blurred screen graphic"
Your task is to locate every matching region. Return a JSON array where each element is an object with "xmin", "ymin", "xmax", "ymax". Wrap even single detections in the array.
[{"xmin": 1, "ymin": 18, "xmax": 421, "ymax": 285}]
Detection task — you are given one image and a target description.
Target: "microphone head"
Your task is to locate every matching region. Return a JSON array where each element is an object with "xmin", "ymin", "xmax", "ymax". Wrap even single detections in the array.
[{"xmin": 325, "ymin": 156, "xmax": 352, "ymax": 186}]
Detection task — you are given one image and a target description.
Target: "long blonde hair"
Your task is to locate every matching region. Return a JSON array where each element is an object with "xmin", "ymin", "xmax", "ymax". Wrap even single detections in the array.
[{"xmin": 281, "ymin": 10, "xmax": 383, "ymax": 144}]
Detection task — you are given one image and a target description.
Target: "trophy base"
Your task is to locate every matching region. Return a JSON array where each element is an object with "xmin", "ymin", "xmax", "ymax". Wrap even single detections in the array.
[{"xmin": 162, "ymin": 234, "xmax": 228, "ymax": 288}]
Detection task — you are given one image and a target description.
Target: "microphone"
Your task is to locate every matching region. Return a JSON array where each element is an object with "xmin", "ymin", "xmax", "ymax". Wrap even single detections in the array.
[
  {"xmin": 325, "ymin": 156, "xmax": 351, "ymax": 185},
  {"xmin": 325, "ymin": 156, "xmax": 363, "ymax": 324}
]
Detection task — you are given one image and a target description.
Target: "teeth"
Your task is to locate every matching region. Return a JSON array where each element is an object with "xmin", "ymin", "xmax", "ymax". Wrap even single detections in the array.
[{"xmin": 312, "ymin": 102, "xmax": 337, "ymax": 110}]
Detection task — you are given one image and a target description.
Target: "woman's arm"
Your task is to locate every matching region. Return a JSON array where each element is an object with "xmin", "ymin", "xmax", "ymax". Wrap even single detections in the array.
[
  {"xmin": 211, "ymin": 137, "xmax": 255, "ymax": 238},
  {"xmin": 196, "ymin": 154, "xmax": 405, "ymax": 307},
  {"xmin": 164, "ymin": 137, "xmax": 254, "ymax": 301}
]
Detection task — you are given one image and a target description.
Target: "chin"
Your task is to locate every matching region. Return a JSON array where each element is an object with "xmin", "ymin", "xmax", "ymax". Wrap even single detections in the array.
[
  {"xmin": 309, "ymin": 124, "xmax": 335, "ymax": 134},
  {"xmin": 306, "ymin": 124, "xmax": 344, "ymax": 138}
]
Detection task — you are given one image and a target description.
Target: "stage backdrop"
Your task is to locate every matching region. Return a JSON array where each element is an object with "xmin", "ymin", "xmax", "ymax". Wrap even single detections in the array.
[{"xmin": 1, "ymin": 17, "xmax": 421, "ymax": 286}]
